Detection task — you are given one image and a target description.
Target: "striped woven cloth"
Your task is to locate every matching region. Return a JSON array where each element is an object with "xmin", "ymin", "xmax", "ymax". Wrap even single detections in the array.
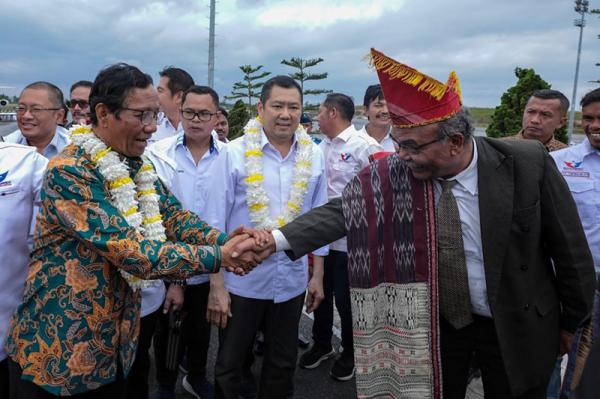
[{"xmin": 342, "ymin": 154, "xmax": 440, "ymax": 399}]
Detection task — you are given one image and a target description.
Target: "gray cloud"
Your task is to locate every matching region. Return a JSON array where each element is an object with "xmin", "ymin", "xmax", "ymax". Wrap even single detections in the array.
[{"xmin": 1, "ymin": 0, "xmax": 599, "ymax": 108}]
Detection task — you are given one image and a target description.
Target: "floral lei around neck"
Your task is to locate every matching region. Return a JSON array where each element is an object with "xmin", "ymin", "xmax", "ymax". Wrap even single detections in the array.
[
  {"xmin": 243, "ymin": 117, "xmax": 313, "ymax": 230},
  {"xmin": 69, "ymin": 124, "xmax": 165, "ymax": 291}
]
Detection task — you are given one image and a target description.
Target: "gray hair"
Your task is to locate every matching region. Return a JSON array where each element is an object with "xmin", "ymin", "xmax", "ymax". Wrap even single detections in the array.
[{"xmin": 437, "ymin": 107, "xmax": 474, "ymax": 143}]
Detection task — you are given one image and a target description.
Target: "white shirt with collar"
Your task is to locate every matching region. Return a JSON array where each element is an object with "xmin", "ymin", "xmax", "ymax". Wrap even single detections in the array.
[
  {"xmin": 149, "ymin": 130, "xmax": 226, "ymax": 286},
  {"xmin": 205, "ymin": 130, "xmax": 329, "ymax": 303},
  {"xmin": 320, "ymin": 125, "xmax": 381, "ymax": 251},
  {"xmin": 359, "ymin": 125, "xmax": 397, "ymax": 152},
  {"xmin": 5, "ymin": 126, "xmax": 70, "ymax": 159},
  {"xmin": 551, "ymin": 138, "xmax": 600, "ymax": 273},
  {"xmin": 0, "ymin": 143, "xmax": 48, "ymax": 361},
  {"xmin": 150, "ymin": 112, "xmax": 183, "ymax": 144},
  {"xmin": 433, "ymin": 139, "xmax": 491, "ymax": 317}
]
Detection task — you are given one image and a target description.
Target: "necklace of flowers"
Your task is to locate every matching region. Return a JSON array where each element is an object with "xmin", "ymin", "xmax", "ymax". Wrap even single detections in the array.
[
  {"xmin": 69, "ymin": 124, "xmax": 166, "ymax": 291},
  {"xmin": 243, "ymin": 117, "xmax": 313, "ymax": 230}
]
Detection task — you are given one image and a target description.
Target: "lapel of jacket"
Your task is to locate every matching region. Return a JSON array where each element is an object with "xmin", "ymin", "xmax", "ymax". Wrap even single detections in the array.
[{"xmin": 475, "ymin": 137, "xmax": 514, "ymax": 310}]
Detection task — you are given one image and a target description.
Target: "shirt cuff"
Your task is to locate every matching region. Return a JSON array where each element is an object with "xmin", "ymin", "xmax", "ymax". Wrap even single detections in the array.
[{"xmin": 272, "ymin": 229, "xmax": 291, "ymax": 251}]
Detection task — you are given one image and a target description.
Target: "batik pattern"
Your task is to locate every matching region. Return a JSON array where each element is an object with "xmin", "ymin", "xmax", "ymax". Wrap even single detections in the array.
[{"xmin": 5, "ymin": 144, "xmax": 228, "ymax": 396}]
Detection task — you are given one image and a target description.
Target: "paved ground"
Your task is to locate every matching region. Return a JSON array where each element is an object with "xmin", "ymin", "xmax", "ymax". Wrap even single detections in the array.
[
  {"xmin": 148, "ymin": 311, "xmax": 487, "ymax": 399},
  {"xmin": 148, "ymin": 312, "xmax": 358, "ymax": 399}
]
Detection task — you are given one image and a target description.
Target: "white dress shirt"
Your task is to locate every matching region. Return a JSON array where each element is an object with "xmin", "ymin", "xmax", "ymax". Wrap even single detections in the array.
[
  {"xmin": 150, "ymin": 113, "xmax": 183, "ymax": 143},
  {"xmin": 149, "ymin": 131, "xmax": 227, "ymax": 286},
  {"xmin": 359, "ymin": 125, "xmax": 396, "ymax": 152},
  {"xmin": 434, "ymin": 140, "xmax": 491, "ymax": 317},
  {"xmin": 0, "ymin": 143, "xmax": 48, "ymax": 360},
  {"xmin": 319, "ymin": 125, "xmax": 381, "ymax": 251},
  {"xmin": 205, "ymin": 131, "xmax": 329, "ymax": 303},
  {"xmin": 551, "ymin": 138, "xmax": 600, "ymax": 273},
  {"xmin": 5, "ymin": 126, "xmax": 70, "ymax": 159}
]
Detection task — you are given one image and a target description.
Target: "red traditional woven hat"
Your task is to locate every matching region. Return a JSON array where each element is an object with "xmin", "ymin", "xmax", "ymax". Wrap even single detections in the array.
[{"xmin": 370, "ymin": 48, "xmax": 462, "ymax": 128}]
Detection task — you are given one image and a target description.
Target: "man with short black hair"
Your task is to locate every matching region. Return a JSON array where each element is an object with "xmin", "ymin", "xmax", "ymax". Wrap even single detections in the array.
[
  {"xmin": 153, "ymin": 66, "xmax": 195, "ymax": 143},
  {"xmin": 299, "ymin": 93, "xmax": 380, "ymax": 381},
  {"xmin": 206, "ymin": 75, "xmax": 328, "ymax": 399},
  {"xmin": 551, "ymin": 87, "xmax": 600, "ymax": 398},
  {"xmin": 215, "ymin": 106, "xmax": 230, "ymax": 143},
  {"xmin": 6, "ymin": 81, "xmax": 69, "ymax": 159},
  {"xmin": 505, "ymin": 89, "xmax": 569, "ymax": 152},
  {"xmin": 149, "ymin": 85, "xmax": 226, "ymax": 399},
  {"xmin": 359, "ymin": 84, "xmax": 395, "ymax": 151},
  {"xmin": 68, "ymin": 80, "xmax": 93, "ymax": 126}
]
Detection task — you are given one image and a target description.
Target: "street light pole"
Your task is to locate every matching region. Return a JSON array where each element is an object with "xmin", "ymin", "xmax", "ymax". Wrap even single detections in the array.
[
  {"xmin": 568, "ymin": 0, "xmax": 589, "ymax": 144},
  {"xmin": 208, "ymin": 0, "xmax": 216, "ymax": 88}
]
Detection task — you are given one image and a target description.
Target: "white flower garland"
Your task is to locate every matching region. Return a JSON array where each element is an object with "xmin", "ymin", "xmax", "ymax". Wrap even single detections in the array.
[
  {"xmin": 243, "ymin": 117, "xmax": 313, "ymax": 230},
  {"xmin": 69, "ymin": 124, "xmax": 166, "ymax": 291}
]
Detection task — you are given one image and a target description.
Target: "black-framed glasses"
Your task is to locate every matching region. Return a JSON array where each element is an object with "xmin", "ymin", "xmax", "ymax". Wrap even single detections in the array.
[
  {"xmin": 16, "ymin": 106, "xmax": 61, "ymax": 116},
  {"xmin": 393, "ymin": 136, "xmax": 446, "ymax": 155},
  {"xmin": 120, "ymin": 107, "xmax": 159, "ymax": 126},
  {"xmin": 181, "ymin": 109, "xmax": 218, "ymax": 122},
  {"xmin": 69, "ymin": 99, "xmax": 89, "ymax": 109}
]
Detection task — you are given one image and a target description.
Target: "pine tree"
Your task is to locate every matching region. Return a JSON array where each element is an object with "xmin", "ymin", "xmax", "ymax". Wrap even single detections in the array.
[
  {"xmin": 225, "ymin": 65, "xmax": 271, "ymax": 110},
  {"xmin": 487, "ymin": 67, "xmax": 569, "ymax": 143},
  {"xmin": 280, "ymin": 57, "xmax": 332, "ymax": 104},
  {"xmin": 227, "ymin": 100, "xmax": 250, "ymax": 140}
]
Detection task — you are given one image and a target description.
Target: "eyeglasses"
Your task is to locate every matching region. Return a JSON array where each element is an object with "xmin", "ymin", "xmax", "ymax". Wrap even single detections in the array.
[
  {"xmin": 393, "ymin": 136, "xmax": 446, "ymax": 155},
  {"xmin": 69, "ymin": 99, "xmax": 89, "ymax": 109},
  {"xmin": 120, "ymin": 107, "xmax": 159, "ymax": 126},
  {"xmin": 16, "ymin": 106, "xmax": 61, "ymax": 116},
  {"xmin": 181, "ymin": 109, "xmax": 218, "ymax": 122}
]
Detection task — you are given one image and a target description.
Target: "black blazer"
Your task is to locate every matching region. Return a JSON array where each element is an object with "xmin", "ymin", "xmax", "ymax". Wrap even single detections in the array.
[{"xmin": 281, "ymin": 137, "xmax": 596, "ymax": 395}]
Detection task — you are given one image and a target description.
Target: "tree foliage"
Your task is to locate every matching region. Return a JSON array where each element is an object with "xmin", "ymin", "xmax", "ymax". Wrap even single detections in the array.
[
  {"xmin": 280, "ymin": 57, "xmax": 332, "ymax": 100},
  {"xmin": 227, "ymin": 100, "xmax": 250, "ymax": 140},
  {"xmin": 487, "ymin": 67, "xmax": 567, "ymax": 143},
  {"xmin": 225, "ymin": 65, "xmax": 270, "ymax": 108}
]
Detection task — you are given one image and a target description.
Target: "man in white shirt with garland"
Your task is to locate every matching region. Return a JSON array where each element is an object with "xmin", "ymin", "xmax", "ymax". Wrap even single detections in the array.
[
  {"xmin": 359, "ymin": 84, "xmax": 396, "ymax": 152},
  {"xmin": 6, "ymin": 81, "xmax": 70, "ymax": 159},
  {"xmin": 148, "ymin": 85, "xmax": 227, "ymax": 399},
  {"xmin": 299, "ymin": 93, "xmax": 381, "ymax": 381},
  {"xmin": 0, "ymin": 141, "xmax": 48, "ymax": 397},
  {"xmin": 205, "ymin": 76, "xmax": 328, "ymax": 399},
  {"xmin": 551, "ymin": 87, "xmax": 600, "ymax": 397},
  {"xmin": 151, "ymin": 67, "xmax": 194, "ymax": 143}
]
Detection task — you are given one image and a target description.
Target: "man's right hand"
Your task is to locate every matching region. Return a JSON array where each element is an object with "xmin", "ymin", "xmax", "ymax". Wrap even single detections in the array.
[
  {"xmin": 221, "ymin": 233, "xmax": 258, "ymax": 275},
  {"xmin": 231, "ymin": 232, "xmax": 276, "ymax": 264},
  {"xmin": 207, "ymin": 274, "xmax": 231, "ymax": 328}
]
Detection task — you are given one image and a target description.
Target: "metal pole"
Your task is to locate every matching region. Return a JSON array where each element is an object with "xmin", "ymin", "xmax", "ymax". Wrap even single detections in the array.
[{"xmin": 208, "ymin": 0, "xmax": 216, "ymax": 88}]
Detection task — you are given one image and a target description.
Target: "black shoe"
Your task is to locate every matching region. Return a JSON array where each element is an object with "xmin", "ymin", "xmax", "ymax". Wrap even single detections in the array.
[
  {"xmin": 182, "ymin": 375, "xmax": 214, "ymax": 399},
  {"xmin": 298, "ymin": 344, "xmax": 335, "ymax": 369},
  {"xmin": 330, "ymin": 352, "xmax": 355, "ymax": 381}
]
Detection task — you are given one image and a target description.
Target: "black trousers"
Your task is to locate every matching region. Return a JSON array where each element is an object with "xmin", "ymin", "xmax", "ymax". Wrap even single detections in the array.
[
  {"xmin": 215, "ymin": 293, "xmax": 304, "ymax": 399},
  {"xmin": 440, "ymin": 316, "xmax": 547, "ymax": 399},
  {"xmin": 8, "ymin": 359, "xmax": 124, "ymax": 399},
  {"xmin": 312, "ymin": 250, "xmax": 353, "ymax": 354},
  {"xmin": 1, "ymin": 358, "xmax": 8, "ymax": 399},
  {"xmin": 124, "ymin": 309, "xmax": 159, "ymax": 399},
  {"xmin": 154, "ymin": 282, "xmax": 211, "ymax": 387}
]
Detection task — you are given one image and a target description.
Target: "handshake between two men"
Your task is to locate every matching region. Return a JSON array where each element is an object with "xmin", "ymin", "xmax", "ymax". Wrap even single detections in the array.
[{"xmin": 220, "ymin": 226, "xmax": 277, "ymax": 275}]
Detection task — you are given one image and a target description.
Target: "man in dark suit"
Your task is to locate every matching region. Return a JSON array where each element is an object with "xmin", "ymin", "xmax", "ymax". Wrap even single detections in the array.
[{"xmin": 236, "ymin": 50, "xmax": 596, "ymax": 398}]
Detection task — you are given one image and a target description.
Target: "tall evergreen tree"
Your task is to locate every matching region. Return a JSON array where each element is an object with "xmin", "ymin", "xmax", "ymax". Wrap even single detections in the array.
[
  {"xmin": 280, "ymin": 57, "xmax": 332, "ymax": 103},
  {"xmin": 225, "ymin": 65, "xmax": 270, "ymax": 109},
  {"xmin": 227, "ymin": 100, "xmax": 250, "ymax": 140},
  {"xmin": 487, "ymin": 67, "xmax": 568, "ymax": 143}
]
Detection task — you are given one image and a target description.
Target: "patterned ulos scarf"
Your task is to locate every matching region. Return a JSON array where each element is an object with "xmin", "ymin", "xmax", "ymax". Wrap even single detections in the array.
[{"xmin": 342, "ymin": 153, "xmax": 440, "ymax": 399}]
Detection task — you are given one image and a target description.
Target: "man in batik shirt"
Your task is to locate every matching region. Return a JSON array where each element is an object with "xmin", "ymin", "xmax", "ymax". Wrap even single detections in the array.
[{"xmin": 5, "ymin": 63, "xmax": 259, "ymax": 398}]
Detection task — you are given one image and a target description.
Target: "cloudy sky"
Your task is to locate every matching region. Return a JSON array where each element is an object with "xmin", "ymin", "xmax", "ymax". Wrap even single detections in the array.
[{"xmin": 2, "ymin": 0, "xmax": 600, "ymax": 108}]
